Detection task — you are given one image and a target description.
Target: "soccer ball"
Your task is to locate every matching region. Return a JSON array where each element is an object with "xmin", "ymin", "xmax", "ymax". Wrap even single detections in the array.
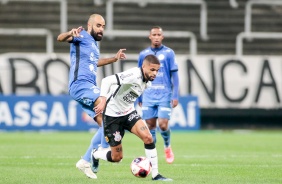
[{"xmin": 130, "ymin": 156, "xmax": 152, "ymax": 178}]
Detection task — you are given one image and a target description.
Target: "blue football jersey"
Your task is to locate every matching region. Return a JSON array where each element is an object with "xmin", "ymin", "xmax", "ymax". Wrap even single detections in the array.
[
  {"xmin": 68, "ymin": 30, "xmax": 100, "ymax": 88},
  {"xmin": 138, "ymin": 45, "xmax": 178, "ymax": 102}
]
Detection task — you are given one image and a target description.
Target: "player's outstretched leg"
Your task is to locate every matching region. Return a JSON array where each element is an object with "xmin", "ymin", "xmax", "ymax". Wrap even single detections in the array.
[
  {"xmin": 91, "ymin": 123, "xmax": 110, "ymax": 173},
  {"xmin": 89, "ymin": 127, "xmax": 104, "ymax": 173},
  {"xmin": 76, "ymin": 158, "xmax": 97, "ymax": 179},
  {"xmin": 75, "ymin": 128, "xmax": 103, "ymax": 178},
  {"xmin": 82, "ymin": 128, "xmax": 102, "ymax": 162}
]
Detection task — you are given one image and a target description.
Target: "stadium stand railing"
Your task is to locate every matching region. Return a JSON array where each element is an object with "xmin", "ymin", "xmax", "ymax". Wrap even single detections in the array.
[
  {"xmin": 0, "ymin": 0, "xmax": 67, "ymax": 33},
  {"xmin": 104, "ymin": 30, "xmax": 197, "ymax": 56},
  {"xmin": 236, "ymin": 32, "xmax": 282, "ymax": 57},
  {"xmin": 0, "ymin": 28, "xmax": 54, "ymax": 53},
  {"xmin": 236, "ymin": 0, "xmax": 282, "ymax": 56},
  {"xmin": 1, "ymin": 0, "xmax": 281, "ymax": 55},
  {"xmin": 244, "ymin": 0, "xmax": 282, "ymax": 34},
  {"xmin": 229, "ymin": 0, "xmax": 239, "ymax": 8},
  {"xmin": 104, "ymin": 0, "xmax": 208, "ymax": 42}
]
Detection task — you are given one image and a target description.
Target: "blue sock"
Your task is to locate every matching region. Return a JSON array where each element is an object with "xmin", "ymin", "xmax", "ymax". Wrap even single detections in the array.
[
  {"xmin": 100, "ymin": 122, "xmax": 109, "ymax": 148},
  {"xmin": 160, "ymin": 129, "xmax": 171, "ymax": 148},
  {"xmin": 150, "ymin": 129, "xmax": 157, "ymax": 144},
  {"xmin": 82, "ymin": 127, "xmax": 102, "ymax": 162}
]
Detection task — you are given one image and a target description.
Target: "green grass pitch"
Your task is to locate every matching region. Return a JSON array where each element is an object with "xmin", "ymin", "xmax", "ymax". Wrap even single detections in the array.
[{"xmin": 0, "ymin": 130, "xmax": 281, "ymax": 184}]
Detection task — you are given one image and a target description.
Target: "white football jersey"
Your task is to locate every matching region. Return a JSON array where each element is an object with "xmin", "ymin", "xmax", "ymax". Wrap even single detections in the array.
[{"xmin": 100, "ymin": 67, "xmax": 151, "ymax": 117}]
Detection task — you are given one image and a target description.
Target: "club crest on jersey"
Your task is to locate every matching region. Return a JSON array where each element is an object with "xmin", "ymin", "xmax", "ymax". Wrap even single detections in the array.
[
  {"xmin": 120, "ymin": 73, "xmax": 133, "ymax": 80},
  {"xmin": 113, "ymin": 131, "xmax": 122, "ymax": 142},
  {"xmin": 90, "ymin": 86, "xmax": 100, "ymax": 94},
  {"xmin": 158, "ymin": 54, "xmax": 165, "ymax": 61}
]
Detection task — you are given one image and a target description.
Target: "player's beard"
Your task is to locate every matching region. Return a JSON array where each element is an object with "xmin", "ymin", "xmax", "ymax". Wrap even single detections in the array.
[
  {"xmin": 145, "ymin": 73, "xmax": 155, "ymax": 81},
  {"xmin": 90, "ymin": 28, "xmax": 103, "ymax": 41},
  {"xmin": 153, "ymin": 40, "xmax": 161, "ymax": 48}
]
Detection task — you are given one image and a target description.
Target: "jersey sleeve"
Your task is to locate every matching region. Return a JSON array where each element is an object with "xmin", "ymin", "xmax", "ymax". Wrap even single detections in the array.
[
  {"xmin": 137, "ymin": 52, "xmax": 144, "ymax": 67},
  {"xmin": 100, "ymin": 75, "xmax": 118, "ymax": 97},
  {"xmin": 168, "ymin": 49, "xmax": 179, "ymax": 100},
  {"xmin": 171, "ymin": 71, "xmax": 179, "ymax": 100},
  {"xmin": 70, "ymin": 35, "xmax": 83, "ymax": 44},
  {"xmin": 168, "ymin": 50, "xmax": 178, "ymax": 72},
  {"xmin": 69, "ymin": 30, "xmax": 85, "ymax": 43}
]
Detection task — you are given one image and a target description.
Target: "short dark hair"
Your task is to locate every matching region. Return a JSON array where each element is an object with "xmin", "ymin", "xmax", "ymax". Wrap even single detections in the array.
[
  {"xmin": 144, "ymin": 54, "xmax": 160, "ymax": 65},
  {"xmin": 151, "ymin": 26, "xmax": 163, "ymax": 30}
]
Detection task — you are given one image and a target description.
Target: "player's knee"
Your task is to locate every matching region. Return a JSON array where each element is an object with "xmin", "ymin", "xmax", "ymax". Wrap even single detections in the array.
[
  {"xmin": 147, "ymin": 123, "xmax": 156, "ymax": 129},
  {"xmin": 143, "ymin": 133, "xmax": 153, "ymax": 144},
  {"xmin": 145, "ymin": 119, "xmax": 157, "ymax": 129},
  {"xmin": 158, "ymin": 122, "xmax": 168, "ymax": 130}
]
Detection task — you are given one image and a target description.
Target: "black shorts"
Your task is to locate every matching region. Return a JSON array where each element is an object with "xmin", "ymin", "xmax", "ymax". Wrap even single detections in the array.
[{"xmin": 103, "ymin": 110, "xmax": 141, "ymax": 147}]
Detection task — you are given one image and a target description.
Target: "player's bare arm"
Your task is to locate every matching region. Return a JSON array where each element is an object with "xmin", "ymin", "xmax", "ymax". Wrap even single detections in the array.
[
  {"xmin": 98, "ymin": 49, "xmax": 126, "ymax": 66},
  {"xmin": 57, "ymin": 26, "xmax": 83, "ymax": 42},
  {"xmin": 94, "ymin": 96, "xmax": 106, "ymax": 114}
]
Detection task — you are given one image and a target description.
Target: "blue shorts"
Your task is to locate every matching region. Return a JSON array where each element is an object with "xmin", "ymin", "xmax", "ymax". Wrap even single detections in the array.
[
  {"xmin": 141, "ymin": 101, "xmax": 172, "ymax": 120},
  {"xmin": 69, "ymin": 80, "xmax": 100, "ymax": 118}
]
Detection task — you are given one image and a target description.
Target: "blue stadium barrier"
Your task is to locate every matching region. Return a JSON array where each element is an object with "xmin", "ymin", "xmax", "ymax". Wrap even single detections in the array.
[{"xmin": 0, "ymin": 95, "xmax": 200, "ymax": 131}]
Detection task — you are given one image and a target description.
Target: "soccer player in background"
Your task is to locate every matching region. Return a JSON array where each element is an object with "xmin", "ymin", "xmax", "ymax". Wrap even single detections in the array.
[
  {"xmin": 93, "ymin": 54, "xmax": 172, "ymax": 181},
  {"xmin": 137, "ymin": 26, "xmax": 179, "ymax": 164},
  {"xmin": 57, "ymin": 14, "xmax": 126, "ymax": 179}
]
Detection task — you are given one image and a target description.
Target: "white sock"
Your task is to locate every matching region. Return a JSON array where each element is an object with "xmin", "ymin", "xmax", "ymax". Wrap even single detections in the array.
[
  {"xmin": 93, "ymin": 149, "xmax": 110, "ymax": 161},
  {"xmin": 145, "ymin": 148, "xmax": 158, "ymax": 178}
]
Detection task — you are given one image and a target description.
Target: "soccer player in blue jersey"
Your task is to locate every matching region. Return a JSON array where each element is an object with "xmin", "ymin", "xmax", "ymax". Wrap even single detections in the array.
[
  {"xmin": 57, "ymin": 14, "xmax": 126, "ymax": 179},
  {"xmin": 137, "ymin": 26, "xmax": 179, "ymax": 164}
]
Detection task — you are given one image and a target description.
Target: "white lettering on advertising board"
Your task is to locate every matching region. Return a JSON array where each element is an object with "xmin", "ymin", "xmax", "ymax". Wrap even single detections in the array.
[{"xmin": 0, "ymin": 100, "xmax": 77, "ymax": 127}]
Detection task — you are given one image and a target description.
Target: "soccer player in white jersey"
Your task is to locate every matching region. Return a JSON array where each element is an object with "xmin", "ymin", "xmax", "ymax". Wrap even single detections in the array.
[
  {"xmin": 57, "ymin": 14, "xmax": 126, "ymax": 179},
  {"xmin": 138, "ymin": 26, "xmax": 179, "ymax": 164},
  {"xmin": 92, "ymin": 54, "xmax": 172, "ymax": 181}
]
